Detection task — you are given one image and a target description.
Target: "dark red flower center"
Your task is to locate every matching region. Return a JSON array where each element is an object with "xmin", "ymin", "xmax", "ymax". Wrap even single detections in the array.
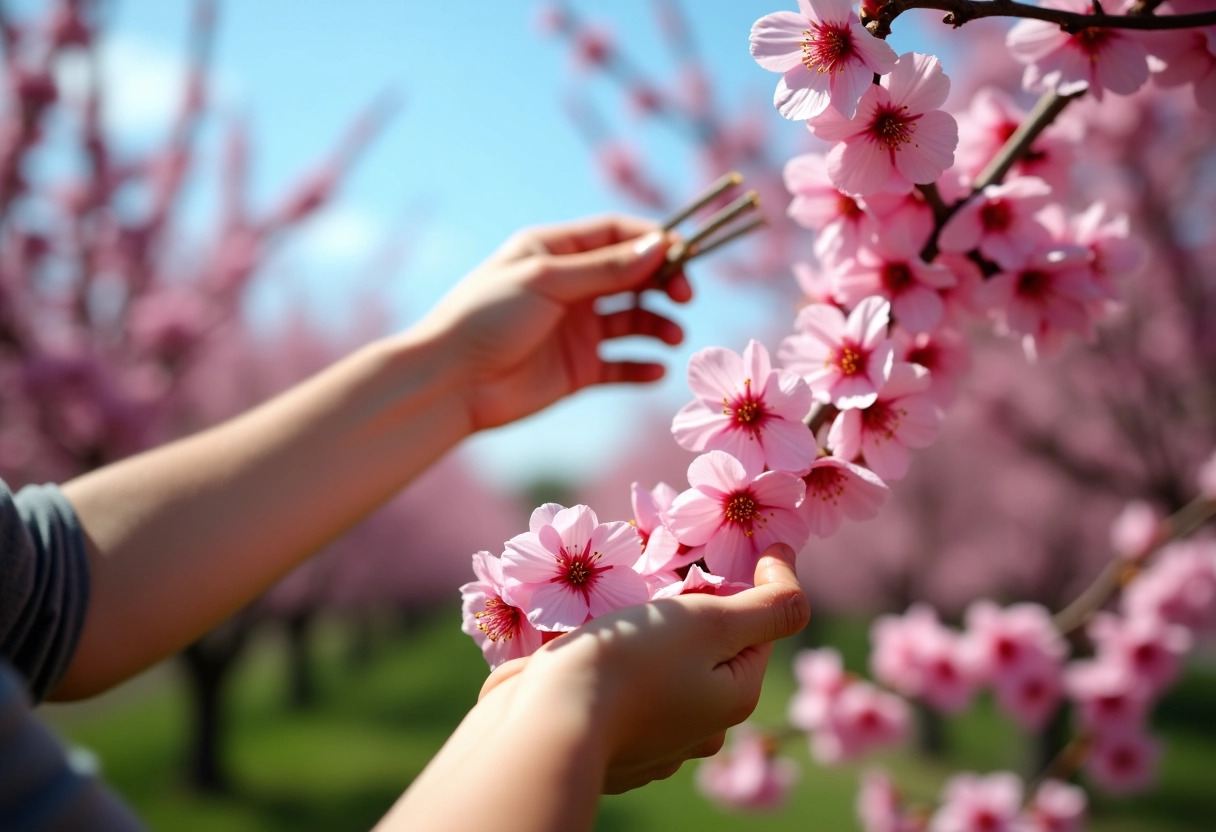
[
  {"xmin": 476, "ymin": 598, "xmax": 524, "ymax": 643},
  {"xmin": 801, "ymin": 23, "xmax": 854, "ymax": 74}
]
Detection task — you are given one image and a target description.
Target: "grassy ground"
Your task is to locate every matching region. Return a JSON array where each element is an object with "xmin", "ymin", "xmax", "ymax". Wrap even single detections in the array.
[{"xmin": 41, "ymin": 608, "xmax": 1216, "ymax": 832}]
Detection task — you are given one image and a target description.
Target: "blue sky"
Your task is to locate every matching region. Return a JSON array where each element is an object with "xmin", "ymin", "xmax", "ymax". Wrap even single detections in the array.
[{"xmin": 78, "ymin": 1, "xmax": 935, "ymax": 489}]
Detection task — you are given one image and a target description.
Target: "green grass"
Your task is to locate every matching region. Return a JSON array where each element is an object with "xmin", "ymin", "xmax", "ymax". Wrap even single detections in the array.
[{"xmin": 40, "ymin": 609, "xmax": 1216, "ymax": 831}]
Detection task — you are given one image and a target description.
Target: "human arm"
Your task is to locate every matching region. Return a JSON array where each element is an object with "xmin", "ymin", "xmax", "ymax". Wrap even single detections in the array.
[
  {"xmin": 374, "ymin": 543, "xmax": 810, "ymax": 832},
  {"xmin": 52, "ymin": 215, "xmax": 689, "ymax": 700}
]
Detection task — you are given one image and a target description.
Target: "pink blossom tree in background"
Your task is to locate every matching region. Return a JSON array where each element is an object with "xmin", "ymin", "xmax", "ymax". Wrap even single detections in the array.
[
  {"xmin": 451, "ymin": 1, "xmax": 1216, "ymax": 828},
  {"xmin": 0, "ymin": 0, "xmax": 526, "ymax": 793}
]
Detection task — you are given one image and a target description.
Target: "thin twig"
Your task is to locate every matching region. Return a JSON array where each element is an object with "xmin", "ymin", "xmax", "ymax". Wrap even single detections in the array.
[
  {"xmin": 1052, "ymin": 495, "xmax": 1216, "ymax": 634},
  {"xmin": 660, "ymin": 170, "xmax": 742, "ymax": 231},
  {"xmin": 869, "ymin": 0, "xmax": 1216, "ymax": 38}
]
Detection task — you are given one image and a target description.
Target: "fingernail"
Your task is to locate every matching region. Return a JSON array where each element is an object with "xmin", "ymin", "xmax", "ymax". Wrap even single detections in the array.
[{"xmin": 632, "ymin": 230, "xmax": 665, "ymax": 256}]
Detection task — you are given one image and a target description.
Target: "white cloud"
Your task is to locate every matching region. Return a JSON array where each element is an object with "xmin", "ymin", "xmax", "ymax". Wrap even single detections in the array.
[
  {"xmin": 296, "ymin": 206, "xmax": 385, "ymax": 267},
  {"xmin": 56, "ymin": 34, "xmax": 241, "ymax": 139}
]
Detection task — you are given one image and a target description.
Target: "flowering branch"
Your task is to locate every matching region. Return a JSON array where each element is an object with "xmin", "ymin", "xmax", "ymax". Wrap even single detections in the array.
[
  {"xmin": 1052, "ymin": 494, "xmax": 1216, "ymax": 634},
  {"xmin": 867, "ymin": 0, "xmax": 1216, "ymax": 38}
]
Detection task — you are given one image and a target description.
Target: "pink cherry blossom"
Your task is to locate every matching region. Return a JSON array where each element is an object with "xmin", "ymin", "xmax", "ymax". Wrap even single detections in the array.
[
  {"xmin": 800, "ymin": 455, "xmax": 889, "ymax": 538},
  {"xmin": 788, "ymin": 647, "xmax": 850, "ymax": 732},
  {"xmin": 650, "ymin": 564, "xmax": 749, "ymax": 599},
  {"xmin": 954, "ymin": 87, "xmax": 1077, "ymax": 190},
  {"xmin": 963, "ymin": 600, "xmax": 1067, "ymax": 685},
  {"xmin": 833, "ymin": 233, "xmax": 957, "ymax": 334},
  {"xmin": 672, "ymin": 339, "xmax": 818, "ymax": 476},
  {"xmin": 1120, "ymin": 540, "xmax": 1216, "ymax": 634},
  {"xmin": 938, "ymin": 177, "xmax": 1054, "ymax": 270},
  {"xmin": 460, "ymin": 551, "xmax": 544, "ymax": 669},
  {"xmin": 870, "ymin": 604, "xmax": 979, "ymax": 712},
  {"xmin": 1088, "ymin": 610, "xmax": 1192, "ymax": 698},
  {"xmin": 501, "ymin": 503, "xmax": 649, "ymax": 631},
  {"xmin": 1064, "ymin": 657, "xmax": 1152, "ymax": 733},
  {"xmin": 1198, "ymin": 450, "xmax": 1216, "ymax": 499},
  {"xmin": 812, "ymin": 680, "xmax": 911, "ymax": 764},
  {"xmin": 862, "ymin": 190, "xmax": 937, "ymax": 254},
  {"xmin": 828, "ymin": 362, "xmax": 941, "ymax": 481},
  {"xmin": 629, "ymin": 480, "xmax": 689, "ymax": 575},
  {"xmin": 1007, "ymin": 0, "xmax": 1150, "ymax": 100},
  {"xmin": 1037, "ymin": 202, "xmax": 1147, "ymax": 303},
  {"xmin": 1016, "ymin": 779, "xmax": 1086, "ymax": 832},
  {"xmin": 858, "ymin": 769, "xmax": 920, "ymax": 832},
  {"xmin": 976, "ymin": 244, "xmax": 1099, "ymax": 359},
  {"xmin": 788, "ymin": 650, "xmax": 909, "ymax": 763},
  {"xmin": 991, "ymin": 651, "xmax": 1064, "ymax": 730},
  {"xmin": 1085, "ymin": 727, "xmax": 1161, "ymax": 794},
  {"xmin": 779, "ymin": 295, "xmax": 896, "ymax": 409},
  {"xmin": 1109, "ymin": 500, "xmax": 1163, "ymax": 561},
  {"xmin": 929, "ymin": 771, "xmax": 1023, "ymax": 832},
  {"xmin": 783, "ymin": 152, "xmax": 878, "ymax": 266},
  {"xmin": 1144, "ymin": 1, "xmax": 1216, "ymax": 111},
  {"xmin": 894, "ymin": 326, "xmax": 971, "ymax": 407},
  {"xmin": 808, "ymin": 52, "xmax": 958, "ymax": 196},
  {"xmin": 667, "ymin": 450, "xmax": 809, "ymax": 584},
  {"xmin": 696, "ymin": 723, "xmax": 800, "ymax": 811},
  {"xmin": 793, "ymin": 260, "xmax": 840, "ymax": 305},
  {"xmin": 750, "ymin": 0, "xmax": 898, "ymax": 121}
]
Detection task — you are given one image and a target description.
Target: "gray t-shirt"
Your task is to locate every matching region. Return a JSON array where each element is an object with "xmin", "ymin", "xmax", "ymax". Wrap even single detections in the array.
[{"xmin": 0, "ymin": 479, "xmax": 145, "ymax": 831}]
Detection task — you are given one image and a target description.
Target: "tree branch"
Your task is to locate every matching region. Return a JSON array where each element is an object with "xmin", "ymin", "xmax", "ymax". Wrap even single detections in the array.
[{"xmin": 868, "ymin": 0, "xmax": 1216, "ymax": 38}]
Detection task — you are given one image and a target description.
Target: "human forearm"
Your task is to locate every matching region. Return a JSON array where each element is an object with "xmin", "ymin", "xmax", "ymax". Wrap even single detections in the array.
[
  {"xmin": 377, "ymin": 660, "xmax": 607, "ymax": 832},
  {"xmin": 55, "ymin": 331, "xmax": 471, "ymax": 699}
]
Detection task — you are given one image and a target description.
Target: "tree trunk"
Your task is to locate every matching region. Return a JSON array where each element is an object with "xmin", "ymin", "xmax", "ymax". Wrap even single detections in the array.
[
  {"xmin": 178, "ymin": 617, "xmax": 253, "ymax": 794},
  {"xmin": 914, "ymin": 701, "xmax": 947, "ymax": 758},
  {"xmin": 285, "ymin": 611, "xmax": 315, "ymax": 709}
]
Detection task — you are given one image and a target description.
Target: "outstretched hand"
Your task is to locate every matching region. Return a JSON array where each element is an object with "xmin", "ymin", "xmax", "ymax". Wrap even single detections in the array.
[
  {"xmin": 417, "ymin": 214, "xmax": 692, "ymax": 431},
  {"xmin": 479, "ymin": 542, "xmax": 809, "ymax": 794}
]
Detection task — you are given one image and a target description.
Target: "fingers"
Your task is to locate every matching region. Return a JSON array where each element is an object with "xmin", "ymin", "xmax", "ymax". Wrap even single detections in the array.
[
  {"xmin": 598, "ymin": 361, "xmax": 665, "ymax": 386},
  {"xmin": 720, "ymin": 542, "xmax": 810, "ymax": 650},
  {"xmin": 599, "ymin": 306, "xmax": 683, "ymax": 346},
  {"xmin": 522, "ymin": 214, "xmax": 661, "ymax": 257},
  {"xmin": 478, "ymin": 656, "xmax": 529, "ymax": 701},
  {"xmin": 660, "ymin": 268, "xmax": 694, "ymax": 304},
  {"xmin": 531, "ymin": 231, "xmax": 674, "ymax": 304}
]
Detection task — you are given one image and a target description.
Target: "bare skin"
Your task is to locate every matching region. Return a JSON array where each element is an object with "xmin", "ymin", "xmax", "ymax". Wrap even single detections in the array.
[{"xmin": 46, "ymin": 213, "xmax": 809, "ymax": 831}]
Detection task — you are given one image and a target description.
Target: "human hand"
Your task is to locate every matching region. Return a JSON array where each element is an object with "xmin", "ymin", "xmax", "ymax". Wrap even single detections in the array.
[
  {"xmin": 415, "ymin": 214, "xmax": 693, "ymax": 431},
  {"xmin": 479, "ymin": 542, "xmax": 809, "ymax": 794}
]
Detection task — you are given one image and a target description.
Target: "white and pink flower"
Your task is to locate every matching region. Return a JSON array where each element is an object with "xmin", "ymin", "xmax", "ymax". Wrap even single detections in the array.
[
  {"xmin": 696, "ymin": 723, "xmax": 800, "ymax": 811},
  {"xmin": 938, "ymin": 177, "xmax": 1054, "ymax": 270},
  {"xmin": 1007, "ymin": 0, "xmax": 1151, "ymax": 100},
  {"xmin": 1016, "ymin": 779, "xmax": 1086, "ymax": 832},
  {"xmin": 808, "ymin": 52, "xmax": 958, "ymax": 196},
  {"xmin": 800, "ymin": 455, "xmax": 889, "ymax": 538},
  {"xmin": 750, "ymin": 0, "xmax": 898, "ymax": 120},
  {"xmin": 779, "ymin": 295, "xmax": 896, "ymax": 409},
  {"xmin": 929, "ymin": 771, "xmax": 1023, "ymax": 832},
  {"xmin": 833, "ymin": 234, "xmax": 957, "ymax": 334},
  {"xmin": 672, "ymin": 339, "xmax": 818, "ymax": 476},
  {"xmin": 828, "ymin": 362, "xmax": 941, "ymax": 481},
  {"xmin": 667, "ymin": 451, "xmax": 809, "ymax": 584},
  {"xmin": 501, "ymin": 503, "xmax": 649, "ymax": 631},
  {"xmin": 783, "ymin": 152, "xmax": 878, "ymax": 266},
  {"xmin": 460, "ymin": 551, "xmax": 545, "ymax": 670}
]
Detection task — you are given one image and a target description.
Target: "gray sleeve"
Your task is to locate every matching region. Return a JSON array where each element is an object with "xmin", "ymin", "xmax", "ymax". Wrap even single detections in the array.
[
  {"xmin": 0, "ymin": 661, "xmax": 146, "ymax": 832},
  {"xmin": 0, "ymin": 480, "xmax": 91, "ymax": 703}
]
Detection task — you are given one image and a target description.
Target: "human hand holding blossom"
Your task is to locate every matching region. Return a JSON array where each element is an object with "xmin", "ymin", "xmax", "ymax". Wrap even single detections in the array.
[
  {"xmin": 415, "ymin": 214, "xmax": 693, "ymax": 432},
  {"xmin": 468, "ymin": 0, "xmax": 1216, "ymax": 825},
  {"xmin": 477, "ymin": 542, "xmax": 810, "ymax": 794}
]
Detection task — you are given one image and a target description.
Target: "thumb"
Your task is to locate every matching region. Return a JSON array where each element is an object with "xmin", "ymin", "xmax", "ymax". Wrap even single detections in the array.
[
  {"xmin": 722, "ymin": 542, "xmax": 810, "ymax": 649},
  {"xmin": 478, "ymin": 655, "xmax": 530, "ymax": 701},
  {"xmin": 531, "ymin": 230, "xmax": 672, "ymax": 302}
]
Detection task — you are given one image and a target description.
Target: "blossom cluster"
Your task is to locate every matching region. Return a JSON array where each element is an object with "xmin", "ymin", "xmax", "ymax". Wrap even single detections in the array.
[
  {"xmin": 466, "ymin": 0, "xmax": 1216, "ymax": 825},
  {"xmin": 695, "ymin": 497, "xmax": 1216, "ymax": 820}
]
